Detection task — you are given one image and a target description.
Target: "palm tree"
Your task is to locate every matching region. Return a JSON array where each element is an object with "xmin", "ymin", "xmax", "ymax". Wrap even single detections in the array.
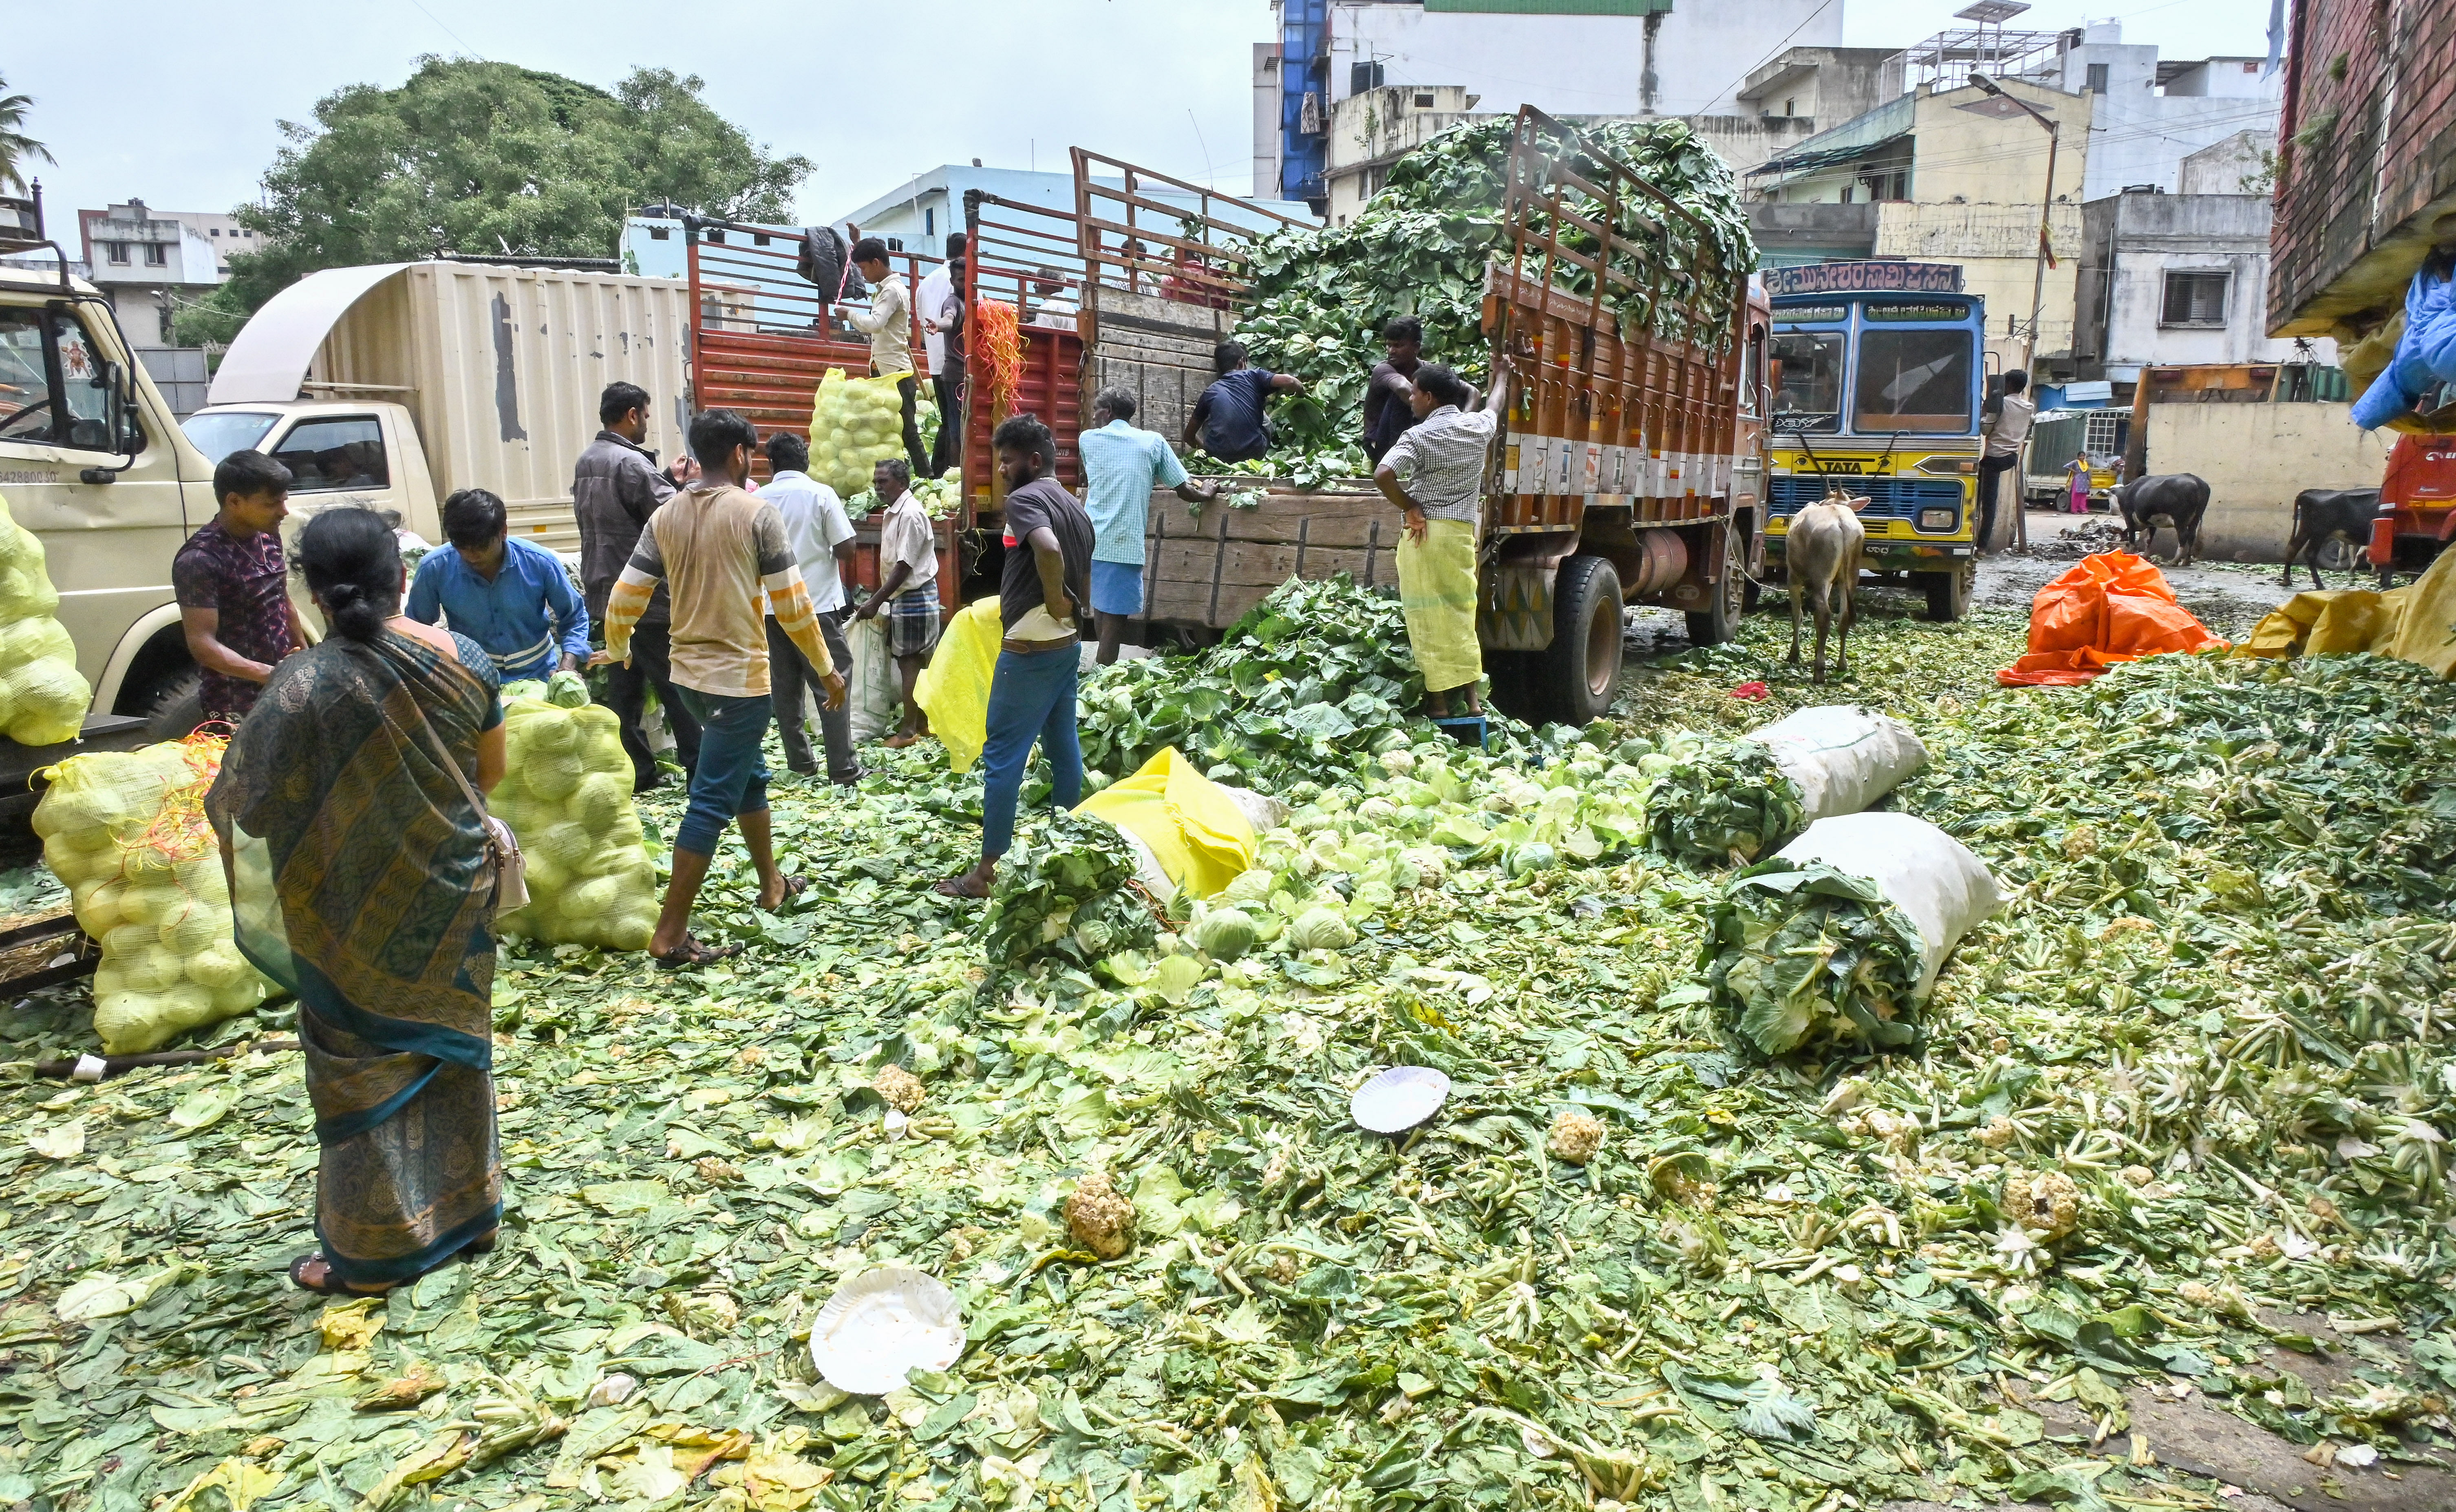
[{"xmin": 0, "ymin": 76, "xmax": 55, "ymax": 193}]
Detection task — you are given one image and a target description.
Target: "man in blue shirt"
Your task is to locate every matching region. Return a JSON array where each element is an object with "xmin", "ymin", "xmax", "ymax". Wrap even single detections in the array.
[
  {"xmin": 1183, "ymin": 341, "xmax": 1304, "ymax": 464},
  {"xmin": 1080, "ymin": 387, "xmax": 1216, "ymax": 664},
  {"xmin": 406, "ymin": 488, "xmax": 591, "ymax": 681}
]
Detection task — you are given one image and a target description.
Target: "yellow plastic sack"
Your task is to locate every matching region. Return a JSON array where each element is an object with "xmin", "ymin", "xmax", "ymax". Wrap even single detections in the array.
[
  {"xmin": 1075, "ymin": 747, "xmax": 1259, "ymax": 901},
  {"xmin": 913, "ymin": 597, "xmax": 1004, "ymax": 774},
  {"xmin": 809, "ymin": 368, "xmax": 912, "ymax": 499},
  {"xmin": 33, "ymin": 735, "xmax": 276, "ymax": 1053},
  {"xmin": 0, "ymin": 490, "xmax": 92, "ymax": 746},
  {"xmin": 2236, "ymin": 547, "xmax": 2456, "ymax": 677}
]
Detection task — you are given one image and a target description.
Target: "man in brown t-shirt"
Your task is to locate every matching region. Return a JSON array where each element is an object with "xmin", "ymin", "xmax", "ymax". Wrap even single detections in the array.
[{"xmin": 606, "ymin": 409, "xmax": 846, "ymax": 968}]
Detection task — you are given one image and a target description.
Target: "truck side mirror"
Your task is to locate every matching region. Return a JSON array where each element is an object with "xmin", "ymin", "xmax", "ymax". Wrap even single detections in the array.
[{"xmin": 76, "ymin": 360, "xmax": 142, "ymax": 484}]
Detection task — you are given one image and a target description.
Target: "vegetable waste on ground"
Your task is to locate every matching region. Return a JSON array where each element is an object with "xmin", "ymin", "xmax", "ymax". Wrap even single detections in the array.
[{"xmin": 8, "ymin": 590, "xmax": 2456, "ymax": 1512}]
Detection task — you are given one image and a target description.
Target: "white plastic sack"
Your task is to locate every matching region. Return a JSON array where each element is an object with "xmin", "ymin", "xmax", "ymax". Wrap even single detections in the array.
[
  {"xmin": 1746, "ymin": 705, "xmax": 1927, "ymax": 823},
  {"xmin": 1775, "ymin": 811, "xmax": 2000, "ymax": 998},
  {"xmin": 1216, "ymin": 784, "xmax": 1290, "ymax": 834},
  {"xmin": 1088, "ymin": 815, "xmax": 1179, "ymax": 912},
  {"xmin": 847, "ymin": 616, "xmax": 900, "ymax": 745}
]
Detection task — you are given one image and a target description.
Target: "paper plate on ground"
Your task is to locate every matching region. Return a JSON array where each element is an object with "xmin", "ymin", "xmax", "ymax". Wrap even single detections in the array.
[
  {"xmin": 1352, "ymin": 1066, "xmax": 1451, "ymax": 1134},
  {"xmin": 809, "ymin": 1267, "xmax": 965, "ymax": 1395}
]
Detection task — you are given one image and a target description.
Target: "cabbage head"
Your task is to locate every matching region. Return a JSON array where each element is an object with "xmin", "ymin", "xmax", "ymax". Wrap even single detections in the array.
[
  {"xmin": 1194, "ymin": 907, "xmax": 1258, "ymax": 962},
  {"xmin": 1288, "ymin": 906, "xmax": 1357, "ymax": 952}
]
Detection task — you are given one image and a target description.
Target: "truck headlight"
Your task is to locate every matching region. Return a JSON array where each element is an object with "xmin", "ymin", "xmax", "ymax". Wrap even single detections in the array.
[{"xmin": 1917, "ymin": 507, "xmax": 1957, "ymax": 531}]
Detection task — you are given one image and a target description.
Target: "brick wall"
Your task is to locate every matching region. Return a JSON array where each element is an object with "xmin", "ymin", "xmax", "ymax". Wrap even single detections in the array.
[{"xmin": 2269, "ymin": 0, "xmax": 2456, "ymax": 334}]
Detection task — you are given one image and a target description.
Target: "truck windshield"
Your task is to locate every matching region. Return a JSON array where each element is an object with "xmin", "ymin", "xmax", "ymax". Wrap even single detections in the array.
[
  {"xmin": 1853, "ymin": 328, "xmax": 1973, "ymax": 434},
  {"xmin": 1770, "ymin": 331, "xmax": 1843, "ymax": 433},
  {"xmin": 182, "ymin": 412, "xmax": 279, "ymax": 467}
]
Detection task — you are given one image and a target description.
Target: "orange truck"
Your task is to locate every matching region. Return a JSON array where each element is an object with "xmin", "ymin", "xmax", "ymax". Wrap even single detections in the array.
[{"xmin": 684, "ymin": 112, "xmax": 1771, "ymax": 724}]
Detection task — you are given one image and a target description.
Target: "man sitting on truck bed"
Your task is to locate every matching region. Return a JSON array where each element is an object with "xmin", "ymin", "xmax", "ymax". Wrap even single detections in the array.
[
  {"xmin": 847, "ymin": 238, "xmax": 931, "ymax": 479},
  {"xmin": 174, "ymin": 448, "xmax": 305, "ymax": 725},
  {"xmin": 1184, "ymin": 342, "xmax": 1304, "ymax": 465},
  {"xmin": 406, "ymin": 488, "xmax": 591, "ymax": 681},
  {"xmin": 575, "ymin": 381, "xmax": 704, "ymax": 794}
]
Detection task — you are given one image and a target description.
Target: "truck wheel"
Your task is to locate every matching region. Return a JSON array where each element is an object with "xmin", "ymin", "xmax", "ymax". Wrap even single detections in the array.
[
  {"xmin": 1539, "ymin": 554, "xmax": 1624, "ymax": 725},
  {"xmin": 1922, "ymin": 561, "xmax": 1975, "ymax": 623},
  {"xmin": 1684, "ymin": 522, "xmax": 1745, "ymax": 646},
  {"xmin": 143, "ymin": 670, "xmax": 206, "ymax": 744}
]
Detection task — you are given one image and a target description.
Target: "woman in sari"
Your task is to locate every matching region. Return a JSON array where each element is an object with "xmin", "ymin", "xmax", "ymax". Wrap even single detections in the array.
[
  {"xmin": 207, "ymin": 507, "xmax": 508, "ymax": 1295},
  {"xmin": 1373, "ymin": 357, "xmax": 1513, "ymax": 718}
]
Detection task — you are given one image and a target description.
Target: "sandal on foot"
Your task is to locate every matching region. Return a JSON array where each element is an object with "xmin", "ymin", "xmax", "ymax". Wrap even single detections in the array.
[
  {"xmin": 760, "ymin": 874, "xmax": 808, "ymax": 911},
  {"xmin": 289, "ymin": 1254, "xmax": 394, "ymax": 1296},
  {"xmin": 653, "ymin": 937, "xmax": 741, "ymax": 971},
  {"xmin": 882, "ymin": 733, "xmax": 922, "ymax": 749},
  {"xmin": 933, "ymin": 875, "xmax": 991, "ymax": 900}
]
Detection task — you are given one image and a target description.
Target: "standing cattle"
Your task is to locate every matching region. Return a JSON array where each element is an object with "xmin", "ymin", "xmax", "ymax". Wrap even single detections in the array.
[
  {"xmin": 2280, "ymin": 487, "xmax": 2384, "ymax": 590},
  {"xmin": 1786, "ymin": 492, "xmax": 1866, "ymax": 685},
  {"xmin": 2116, "ymin": 473, "xmax": 2211, "ymax": 566}
]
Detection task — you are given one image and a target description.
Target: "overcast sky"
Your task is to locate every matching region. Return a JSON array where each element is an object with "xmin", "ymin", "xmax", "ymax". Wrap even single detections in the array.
[{"xmin": 10, "ymin": 0, "xmax": 2279, "ymax": 233}]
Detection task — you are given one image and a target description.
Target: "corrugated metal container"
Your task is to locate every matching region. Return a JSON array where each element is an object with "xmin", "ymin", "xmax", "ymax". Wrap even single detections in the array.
[{"xmin": 308, "ymin": 263, "xmax": 695, "ymax": 551}]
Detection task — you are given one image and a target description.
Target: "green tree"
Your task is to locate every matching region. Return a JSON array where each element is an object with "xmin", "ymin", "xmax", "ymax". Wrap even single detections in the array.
[
  {"xmin": 0, "ymin": 74, "xmax": 55, "ymax": 192},
  {"xmin": 175, "ymin": 58, "xmax": 807, "ymax": 345}
]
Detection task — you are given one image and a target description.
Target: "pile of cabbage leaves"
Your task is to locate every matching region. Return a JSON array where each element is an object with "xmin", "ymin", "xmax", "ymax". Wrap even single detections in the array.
[{"xmin": 7, "ymin": 592, "xmax": 2456, "ymax": 1512}]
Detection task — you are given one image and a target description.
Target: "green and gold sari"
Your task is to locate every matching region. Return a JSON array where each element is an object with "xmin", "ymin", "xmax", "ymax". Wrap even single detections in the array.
[{"xmin": 207, "ymin": 629, "xmax": 503, "ymax": 1287}]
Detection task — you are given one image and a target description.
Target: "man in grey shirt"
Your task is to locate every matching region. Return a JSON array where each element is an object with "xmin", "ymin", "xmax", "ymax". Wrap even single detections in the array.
[{"xmin": 573, "ymin": 381, "xmax": 702, "ymax": 791}]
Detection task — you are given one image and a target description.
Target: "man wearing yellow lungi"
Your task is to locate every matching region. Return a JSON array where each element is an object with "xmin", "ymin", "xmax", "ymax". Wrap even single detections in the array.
[{"xmin": 1373, "ymin": 357, "xmax": 1513, "ymax": 718}]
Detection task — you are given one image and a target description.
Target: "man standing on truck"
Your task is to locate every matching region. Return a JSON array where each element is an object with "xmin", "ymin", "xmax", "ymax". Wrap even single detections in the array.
[
  {"xmin": 919, "ymin": 234, "xmax": 967, "ymax": 476},
  {"xmin": 848, "ymin": 239, "xmax": 932, "ymax": 479},
  {"xmin": 936, "ymin": 413, "xmax": 1094, "ymax": 901},
  {"xmin": 174, "ymin": 449, "xmax": 306, "ymax": 725},
  {"xmin": 1184, "ymin": 342, "xmax": 1304, "ymax": 465},
  {"xmin": 1079, "ymin": 386, "xmax": 1217, "ymax": 665},
  {"xmin": 1362, "ymin": 317, "xmax": 1425, "ymax": 465},
  {"xmin": 1373, "ymin": 359, "xmax": 1512, "ymax": 721},
  {"xmin": 1977, "ymin": 370, "xmax": 2033, "ymax": 553},
  {"xmin": 405, "ymin": 488, "xmax": 591, "ymax": 681},
  {"xmin": 576, "ymin": 381, "xmax": 703, "ymax": 793},
  {"xmin": 605, "ymin": 409, "xmax": 846, "ymax": 970}
]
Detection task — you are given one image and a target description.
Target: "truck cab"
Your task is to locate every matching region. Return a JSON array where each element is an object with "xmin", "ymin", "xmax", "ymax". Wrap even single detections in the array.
[{"xmin": 0, "ymin": 258, "xmax": 218, "ymax": 732}]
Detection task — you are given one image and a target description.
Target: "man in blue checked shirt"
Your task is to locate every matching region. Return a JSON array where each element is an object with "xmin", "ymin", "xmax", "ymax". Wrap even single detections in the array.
[{"xmin": 406, "ymin": 488, "xmax": 591, "ymax": 680}]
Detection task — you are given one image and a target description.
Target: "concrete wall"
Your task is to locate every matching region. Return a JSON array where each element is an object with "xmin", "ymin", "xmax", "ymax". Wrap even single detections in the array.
[
  {"xmin": 2079, "ymin": 192, "xmax": 2332, "ymax": 375},
  {"xmin": 1876, "ymin": 202, "xmax": 2086, "ymax": 352},
  {"xmin": 1325, "ymin": 0, "xmax": 1841, "ymax": 118},
  {"xmin": 1254, "ymin": 43, "xmax": 1284, "ymax": 202},
  {"xmin": 2145, "ymin": 402, "xmax": 2392, "ymax": 560},
  {"xmin": 2178, "ymin": 130, "xmax": 2274, "ymax": 195}
]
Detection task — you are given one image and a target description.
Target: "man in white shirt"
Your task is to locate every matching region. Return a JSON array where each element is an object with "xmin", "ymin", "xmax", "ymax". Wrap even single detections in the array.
[
  {"xmin": 852, "ymin": 457, "xmax": 941, "ymax": 748},
  {"xmin": 917, "ymin": 234, "xmax": 965, "ymax": 474},
  {"xmin": 1978, "ymin": 369, "xmax": 2035, "ymax": 552},
  {"xmin": 849, "ymin": 238, "xmax": 930, "ymax": 478},
  {"xmin": 759, "ymin": 432, "xmax": 861, "ymax": 782}
]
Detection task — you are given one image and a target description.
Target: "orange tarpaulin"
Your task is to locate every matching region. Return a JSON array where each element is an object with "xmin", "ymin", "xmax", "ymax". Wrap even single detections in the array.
[{"xmin": 1997, "ymin": 552, "xmax": 2227, "ymax": 687}]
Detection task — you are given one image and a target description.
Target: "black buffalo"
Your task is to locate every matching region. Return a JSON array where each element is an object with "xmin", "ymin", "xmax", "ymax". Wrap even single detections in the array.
[
  {"xmin": 2280, "ymin": 487, "xmax": 2383, "ymax": 589},
  {"xmin": 2116, "ymin": 473, "xmax": 2210, "ymax": 567}
]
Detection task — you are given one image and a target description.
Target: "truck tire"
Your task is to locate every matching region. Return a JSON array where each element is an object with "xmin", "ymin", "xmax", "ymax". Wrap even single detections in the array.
[
  {"xmin": 142, "ymin": 670, "xmax": 206, "ymax": 744},
  {"xmin": 1922, "ymin": 561, "xmax": 1974, "ymax": 623},
  {"xmin": 1684, "ymin": 521, "xmax": 1745, "ymax": 646},
  {"xmin": 1539, "ymin": 554, "xmax": 1624, "ymax": 725}
]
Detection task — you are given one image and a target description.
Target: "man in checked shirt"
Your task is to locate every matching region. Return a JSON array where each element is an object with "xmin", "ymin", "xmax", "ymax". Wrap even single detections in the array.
[{"xmin": 604, "ymin": 409, "xmax": 847, "ymax": 969}]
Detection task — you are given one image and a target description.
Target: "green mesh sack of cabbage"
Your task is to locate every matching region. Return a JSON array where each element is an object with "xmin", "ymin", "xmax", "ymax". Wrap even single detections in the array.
[
  {"xmin": 0, "ymin": 491, "xmax": 93, "ymax": 746},
  {"xmin": 1646, "ymin": 734, "xmax": 1805, "ymax": 868},
  {"xmin": 808, "ymin": 368, "xmax": 916, "ymax": 499},
  {"xmin": 33, "ymin": 737, "xmax": 276, "ymax": 1053},
  {"xmin": 982, "ymin": 810, "xmax": 1156, "ymax": 979},
  {"xmin": 490, "ymin": 673, "xmax": 658, "ymax": 950}
]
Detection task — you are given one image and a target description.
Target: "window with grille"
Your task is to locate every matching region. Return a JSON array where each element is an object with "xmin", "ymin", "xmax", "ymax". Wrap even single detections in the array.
[{"xmin": 2161, "ymin": 271, "xmax": 2229, "ymax": 326}]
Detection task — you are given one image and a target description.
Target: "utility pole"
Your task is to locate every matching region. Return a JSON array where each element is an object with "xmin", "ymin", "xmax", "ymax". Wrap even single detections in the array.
[{"xmin": 1968, "ymin": 72, "xmax": 2060, "ymax": 552}]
